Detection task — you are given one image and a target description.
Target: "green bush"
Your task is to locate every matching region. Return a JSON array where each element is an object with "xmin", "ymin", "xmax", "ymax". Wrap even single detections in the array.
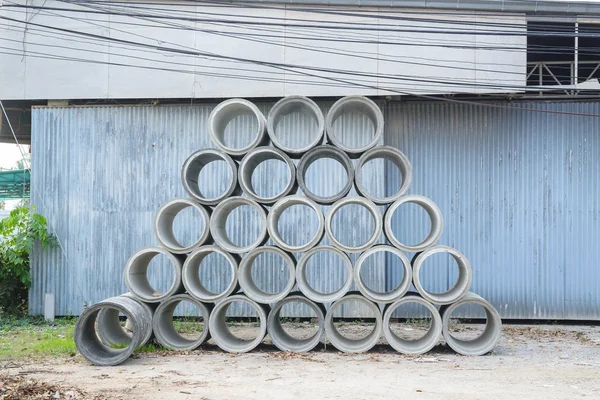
[{"xmin": 0, "ymin": 204, "xmax": 56, "ymax": 315}]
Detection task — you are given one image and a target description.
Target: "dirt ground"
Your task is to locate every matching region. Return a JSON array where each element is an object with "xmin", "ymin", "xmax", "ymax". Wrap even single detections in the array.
[{"xmin": 3, "ymin": 323, "xmax": 600, "ymax": 400}]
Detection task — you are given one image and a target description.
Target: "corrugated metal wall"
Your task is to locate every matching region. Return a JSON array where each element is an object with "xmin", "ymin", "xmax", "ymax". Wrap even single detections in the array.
[{"xmin": 29, "ymin": 100, "xmax": 600, "ymax": 319}]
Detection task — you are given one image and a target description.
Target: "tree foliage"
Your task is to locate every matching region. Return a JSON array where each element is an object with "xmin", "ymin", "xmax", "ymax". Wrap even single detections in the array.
[{"xmin": 0, "ymin": 204, "xmax": 56, "ymax": 313}]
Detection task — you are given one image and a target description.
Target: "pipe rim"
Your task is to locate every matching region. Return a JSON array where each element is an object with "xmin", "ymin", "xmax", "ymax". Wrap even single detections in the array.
[
  {"xmin": 296, "ymin": 145, "xmax": 354, "ymax": 205},
  {"xmin": 238, "ymin": 246, "xmax": 296, "ymax": 304},
  {"xmin": 354, "ymin": 146, "xmax": 413, "ymax": 205},
  {"xmin": 325, "ymin": 196, "xmax": 383, "ymax": 253},
  {"xmin": 154, "ymin": 198, "xmax": 211, "ymax": 254},
  {"xmin": 238, "ymin": 146, "xmax": 297, "ymax": 204},
  {"xmin": 124, "ymin": 247, "xmax": 183, "ymax": 303},
  {"xmin": 384, "ymin": 195, "xmax": 444, "ymax": 252},
  {"xmin": 325, "ymin": 96, "xmax": 384, "ymax": 156},
  {"xmin": 182, "ymin": 245, "xmax": 239, "ymax": 302},
  {"xmin": 296, "ymin": 245, "xmax": 353, "ymax": 303},
  {"xmin": 181, "ymin": 149, "xmax": 239, "ymax": 205},
  {"xmin": 209, "ymin": 196, "xmax": 268, "ymax": 254},
  {"xmin": 266, "ymin": 96, "xmax": 325, "ymax": 156},
  {"xmin": 324, "ymin": 293, "xmax": 383, "ymax": 353},
  {"xmin": 209, "ymin": 295, "xmax": 268, "ymax": 353},
  {"xmin": 267, "ymin": 294, "xmax": 325, "ymax": 352},
  {"xmin": 382, "ymin": 295, "xmax": 442, "ymax": 355},
  {"xmin": 441, "ymin": 292, "xmax": 502, "ymax": 356},
  {"xmin": 267, "ymin": 195, "xmax": 325, "ymax": 252},
  {"xmin": 208, "ymin": 98, "xmax": 267, "ymax": 158},
  {"xmin": 354, "ymin": 245, "xmax": 412, "ymax": 303},
  {"xmin": 152, "ymin": 294, "xmax": 211, "ymax": 350},
  {"xmin": 412, "ymin": 245, "xmax": 473, "ymax": 305}
]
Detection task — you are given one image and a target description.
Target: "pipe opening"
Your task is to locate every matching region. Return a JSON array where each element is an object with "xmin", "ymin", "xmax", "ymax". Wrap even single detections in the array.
[
  {"xmin": 268, "ymin": 195, "xmax": 324, "ymax": 252},
  {"xmin": 239, "ymin": 147, "xmax": 296, "ymax": 204},
  {"xmin": 267, "ymin": 96, "xmax": 324, "ymax": 156},
  {"xmin": 181, "ymin": 150, "xmax": 238, "ymax": 205},
  {"xmin": 355, "ymin": 147, "xmax": 412, "ymax": 204},
  {"xmin": 354, "ymin": 245, "xmax": 411, "ymax": 303},
  {"xmin": 384, "ymin": 195, "xmax": 443, "ymax": 252},
  {"xmin": 96, "ymin": 308, "xmax": 133, "ymax": 347},
  {"xmin": 183, "ymin": 246, "xmax": 238, "ymax": 302},
  {"xmin": 297, "ymin": 146, "xmax": 353, "ymax": 205},
  {"xmin": 239, "ymin": 246, "xmax": 295, "ymax": 304},
  {"xmin": 209, "ymin": 296, "xmax": 268, "ymax": 353},
  {"xmin": 155, "ymin": 199, "xmax": 210, "ymax": 254},
  {"xmin": 153, "ymin": 295, "xmax": 210, "ymax": 350},
  {"xmin": 124, "ymin": 248, "xmax": 182, "ymax": 303},
  {"xmin": 267, "ymin": 295, "xmax": 324, "ymax": 352},
  {"xmin": 325, "ymin": 294, "xmax": 382, "ymax": 353},
  {"xmin": 296, "ymin": 246, "xmax": 353, "ymax": 303},
  {"xmin": 325, "ymin": 96, "xmax": 383, "ymax": 155},
  {"xmin": 210, "ymin": 197, "xmax": 267, "ymax": 254},
  {"xmin": 326, "ymin": 197, "xmax": 382, "ymax": 253}
]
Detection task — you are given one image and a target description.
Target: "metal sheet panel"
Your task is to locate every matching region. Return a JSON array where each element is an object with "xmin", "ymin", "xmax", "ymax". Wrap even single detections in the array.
[
  {"xmin": 29, "ymin": 102, "xmax": 385, "ymax": 316},
  {"xmin": 384, "ymin": 101, "xmax": 600, "ymax": 320}
]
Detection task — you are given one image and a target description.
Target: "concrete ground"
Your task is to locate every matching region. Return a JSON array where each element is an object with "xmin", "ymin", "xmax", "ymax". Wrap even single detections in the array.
[{"xmin": 3, "ymin": 324, "xmax": 600, "ymax": 400}]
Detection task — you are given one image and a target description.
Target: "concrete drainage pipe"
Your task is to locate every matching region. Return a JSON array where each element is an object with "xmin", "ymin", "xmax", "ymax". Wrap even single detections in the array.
[
  {"xmin": 412, "ymin": 245, "xmax": 472, "ymax": 305},
  {"xmin": 354, "ymin": 245, "xmax": 412, "ymax": 303},
  {"xmin": 182, "ymin": 245, "xmax": 240, "ymax": 303},
  {"xmin": 325, "ymin": 96, "xmax": 384, "ymax": 157},
  {"xmin": 296, "ymin": 245, "xmax": 353, "ymax": 303},
  {"xmin": 152, "ymin": 294, "xmax": 212, "ymax": 350},
  {"xmin": 324, "ymin": 292, "xmax": 383, "ymax": 353},
  {"xmin": 267, "ymin": 96, "xmax": 324, "ymax": 157},
  {"xmin": 208, "ymin": 98, "xmax": 268, "ymax": 158},
  {"xmin": 154, "ymin": 198, "xmax": 211, "ymax": 254},
  {"xmin": 355, "ymin": 146, "xmax": 412, "ymax": 205},
  {"xmin": 238, "ymin": 147, "xmax": 297, "ymax": 204},
  {"xmin": 96, "ymin": 293, "xmax": 154, "ymax": 347},
  {"xmin": 210, "ymin": 196, "xmax": 268, "ymax": 254},
  {"xmin": 238, "ymin": 246, "xmax": 296, "ymax": 304},
  {"xmin": 384, "ymin": 195, "xmax": 444, "ymax": 252},
  {"xmin": 440, "ymin": 292, "xmax": 502, "ymax": 356},
  {"xmin": 181, "ymin": 149, "xmax": 240, "ymax": 206},
  {"xmin": 74, "ymin": 296, "xmax": 152, "ymax": 366},
  {"xmin": 325, "ymin": 196, "xmax": 383, "ymax": 253},
  {"xmin": 267, "ymin": 293, "xmax": 326, "ymax": 352},
  {"xmin": 297, "ymin": 145, "xmax": 354, "ymax": 205},
  {"xmin": 382, "ymin": 294, "xmax": 442, "ymax": 355},
  {"xmin": 209, "ymin": 294, "xmax": 270, "ymax": 353},
  {"xmin": 124, "ymin": 247, "xmax": 184, "ymax": 303},
  {"xmin": 267, "ymin": 195, "xmax": 325, "ymax": 252}
]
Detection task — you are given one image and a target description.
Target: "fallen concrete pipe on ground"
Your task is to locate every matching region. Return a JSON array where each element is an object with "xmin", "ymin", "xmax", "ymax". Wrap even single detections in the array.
[
  {"xmin": 440, "ymin": 292, "xmax": 502, "ymax": 356},
  {"xmin": 383, "ymin": 195, "xmax": 444, "ymax": 252},
  {"xmin": 96, "ymin": 293, "xmax": 155, "ymax": 347},
  {"xmin": 182, "ymin": 245, "xmax": 240, "ymax": 303},
  {"xmin": 325, "ymin": 196, "xmax": 383, "ymax": 253},
  {"xmin": 181, "ymin": 149, "xmax": 241, "ymax": 206},
  {"xmin": 325, "ymin": 96, "xmax": 384, "ymax": 157},
  {"xmin": 210, "ymin": 196, "xmax": 268, "ymax": 254},
  {"xmin": 267, "ymin": 96, "xmax": 325, "ymax": 157},
  {"xmin": 124, "ymin": 247, "xmax": 185, "ymax": 303},
  {"xmin": 238, "ymin": 146, "xmax": 297, "ymax": 204},
  {"xmin": 238, "ymin": 246, "xmax": 296, "ymax": 304},
  {"xmin": 382, "ymin": 293, "xmax": 442, "ymax": 355},
  {"xmin": 208, "ymin": 98, "xmax": 268, "ymax": 158},
  {"xmin": 296, "ymin": 245, "xmax": 353, "ymax": 303},
  {"xmin": 354, "ymin": 146, "xmax": 412, "ymax": 205},
  {"xmin": 412, "ymin": 245, "xmax": 472, "ymax": 305},
  {"xmin": 354, "ymin": 245, "xmax": 412, "ymax": 303},
  {"xmin": 296, "ymin": 145, "xmax": 354, "ymax": 205},
  {"xmin": 267, "ymin": 293, "xmax": 326, "ymax": 352},
  {"xmin": 324, "ymin": 292, "xmax": 383, "ymax": 353},
  {"xmin": 267, "ymin": 195, "xmax": 325, "ymax": 252},
  {"xmin": 74, "ymin": 296, "xmax": 152, "ymax": 366},
  {"xmin": 152, "ymin": 294, "xmax": 212, "ymax": 350},
  {"xmin": 208, "ymin": 294, "xmax": 270, "ymax": 353},
  {"xmin": 154, "ymin": 198, "xmax": 212, "ymax": 254}
]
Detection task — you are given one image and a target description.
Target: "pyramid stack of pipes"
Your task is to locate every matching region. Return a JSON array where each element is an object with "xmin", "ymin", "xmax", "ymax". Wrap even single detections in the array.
[{"xmin": 74, "ymin": 96, "xmax": 502, "ymax": 366}]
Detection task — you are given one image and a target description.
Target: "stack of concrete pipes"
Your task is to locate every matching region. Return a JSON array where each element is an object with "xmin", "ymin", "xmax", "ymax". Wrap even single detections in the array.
[{"xmin": 74, "ymin": 96, "xmax": 502, "ymax": 366}]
